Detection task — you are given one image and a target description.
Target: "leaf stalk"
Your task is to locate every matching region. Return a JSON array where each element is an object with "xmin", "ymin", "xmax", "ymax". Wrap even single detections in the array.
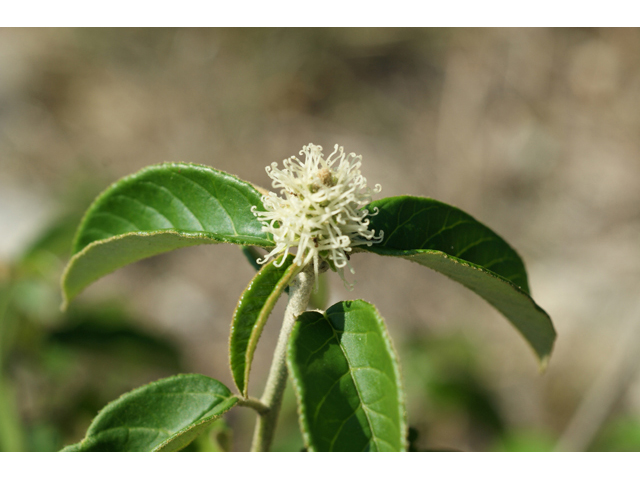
[{"xmin": 236, "ymin": 397, "xmax": 270, "ymax": 416}]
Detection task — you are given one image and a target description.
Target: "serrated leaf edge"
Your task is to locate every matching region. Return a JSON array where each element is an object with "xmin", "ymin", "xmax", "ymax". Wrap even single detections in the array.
[
  {"xmin": 229, "ymin": 254, "xmax": 301, "ymax": 397},
  {"xmin": 366, "ymin": 247, "xmax": 556, "ymax": 368},
  {"xmin": 288, "ymin": 300, "xmax": 408, "ymax": 452},
  {"xmin": 363, "ymin": 195, "xmax": 531, "ymax": 293},
  {"xmin": 61, "ymin": 229, "xmax": 274, "ymax": 310},
  {"xmin": 154, "ymin": 396, "xmax": 239, "ymax": 452},
  {"xmin": 70, "ymin": 162, "xmax": 269, "ymax": 254},
  {"xmin": 60, "ymin": 373, "xmax": 236, "ymax": 452}
]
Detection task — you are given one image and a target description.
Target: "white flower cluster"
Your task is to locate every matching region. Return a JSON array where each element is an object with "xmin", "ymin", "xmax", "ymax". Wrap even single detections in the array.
[{"xmin": 252, "ymin": 143, "xmax": 383, "ymax": 286}]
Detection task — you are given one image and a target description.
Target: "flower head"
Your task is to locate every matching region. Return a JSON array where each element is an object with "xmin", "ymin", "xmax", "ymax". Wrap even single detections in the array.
[{"xmin": 252, "ymin": 143, "xmax": 383, "ymax": 287}]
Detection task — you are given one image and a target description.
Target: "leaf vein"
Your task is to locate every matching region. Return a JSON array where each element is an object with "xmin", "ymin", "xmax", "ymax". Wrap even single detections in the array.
[
  {"xmin": 324, "ymin": 318, "xmax": 381, "ymax": 450},
  {"xmin": 208, "ymin": 178, "xmax": 233, "ymax": 232},
  {"xmin": 113, "ymin": 193, "xmax": 174, "ymax": 228},
  {"xmin": 140, "ymin": 180, "xmax": 205, "ymax": 231},
  {"xmin": 92, "ymin": 211, "xmax": 141, "ymax": 231}
]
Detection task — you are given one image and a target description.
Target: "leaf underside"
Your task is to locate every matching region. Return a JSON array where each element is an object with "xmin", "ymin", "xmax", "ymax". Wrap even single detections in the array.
[
  {"xmin": 361, "ymin": 196, "xmax": 556, "ymax": 365},
  {"xmin": 230, "ymin": 254, "xmax": 299, "ymax": 397},
  {"xmin": 61, "ymin": 374, "xmax": 238, "ymax": 452},
  {"xmin": 288, "ymin": 300, "xmax": 407, "ymax": 452},
  {"xmin": 61, "ymin": 163, "xmax": 273, "ymax": 308}
]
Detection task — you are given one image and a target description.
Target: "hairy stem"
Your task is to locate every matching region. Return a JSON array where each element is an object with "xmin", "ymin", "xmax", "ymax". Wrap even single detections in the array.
[
  {"xmin": 250, "ymin": 266, "xmax": 314, "ymax": 452},
  {"xmin": 236, "ymin": 397, "xmax": 270, "ymax": 416}
]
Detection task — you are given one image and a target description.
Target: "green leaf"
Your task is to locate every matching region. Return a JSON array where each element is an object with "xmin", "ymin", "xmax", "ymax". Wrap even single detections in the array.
[
  {"xmin": 361, "ymin": 196, "xmax": 556, "ymax": 366},
  {"xmin": 230, "ymin": 254, "xmax": 299, "ymax": 397},
  {"xmin": 288, "ymin": 300, "xmax": 406, "ymax": 452},
  {"xmin": 61, "ymin": 163, "xmax": 273, "ymax": 308},
  {"xmin": 61, "ymin": 374, "xmax": 238, "ymax": 452}
]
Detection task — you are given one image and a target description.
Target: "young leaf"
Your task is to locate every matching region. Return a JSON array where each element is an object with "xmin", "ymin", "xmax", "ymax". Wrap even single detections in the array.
[
  {"xmin": 361, "ymin": 196, "xmax": 556, "ymax": 366},
  {"xmin": 288, "ymin": 300, "xmax": 407, "ymax": 452},
  {"xmin": 230, "ymin": 254, "xmax": 300, "ymax": 397},
  {"xmin": 61, "ymin": 163, "xmax": 274, "ymax": 308},
  {"xmin": 61, "ymin": 374, "xmax": 238, "ymax": 452}
]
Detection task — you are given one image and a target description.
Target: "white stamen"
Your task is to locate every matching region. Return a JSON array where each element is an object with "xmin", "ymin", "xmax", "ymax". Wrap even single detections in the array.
[{"xmin": 252, "ymin": 143, "xmax": 384, "ymax": 288}]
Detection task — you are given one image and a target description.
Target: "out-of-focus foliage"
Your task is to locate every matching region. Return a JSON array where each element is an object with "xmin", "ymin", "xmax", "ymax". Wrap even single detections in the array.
[
  {"xmin": 0, "ymin": 202, "xmax": 186, "ymax": 451},
  {"xmin": 591, "ymin": 417, "xmax": 640, "ymax": 452},
  {"xmin": 401, "ymin": 333, "xmax": 506, "ymax": 450},
  {"xmin": 493, "ymin": 429, "xmax": 556, "ymax": 452}
]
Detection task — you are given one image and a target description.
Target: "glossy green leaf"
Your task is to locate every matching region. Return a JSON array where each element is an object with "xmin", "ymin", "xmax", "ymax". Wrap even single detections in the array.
[
  {"xmin": 288, "ymin": 300, "xmax": 406, "ymax": 452},
  {"xmin": 230, "ymin": 254, "xmax": 300, "ymax": 397},
  {"xmin": 61, "ymin": 163, "xmax": 273, "ymax": 308},
  {"xmin": 61, "ymin": 374, "xmax": 238, "ymax": 452},
  {"xmin": 361, "ymin": 196, "xmax": 556, "ymax": 366}
]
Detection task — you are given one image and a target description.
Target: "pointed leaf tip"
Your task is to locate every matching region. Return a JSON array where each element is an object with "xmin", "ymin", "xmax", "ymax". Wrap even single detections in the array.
[{"xmin": 361, "ymin": 196, "xmax": 556, "ymax": 366}]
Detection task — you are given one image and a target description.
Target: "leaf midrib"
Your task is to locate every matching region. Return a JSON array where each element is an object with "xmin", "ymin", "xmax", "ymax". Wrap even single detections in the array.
[
  {"xmin": 324, "ymin": 312, "xmax": 380, "ymax": 452},
  {"xmin": 366, "ymin": 245, "xmax": 529, "ymax": 292}
]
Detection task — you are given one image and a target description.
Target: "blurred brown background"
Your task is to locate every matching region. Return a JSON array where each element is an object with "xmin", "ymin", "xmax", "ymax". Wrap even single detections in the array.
[{"xmin": 2, "ymin": 28, "xmax": 640, "ymax": 452}]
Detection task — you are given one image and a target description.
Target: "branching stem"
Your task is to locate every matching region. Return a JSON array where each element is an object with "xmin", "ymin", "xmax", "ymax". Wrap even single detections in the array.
[
  {"xmin": 250, "ymin": 265, "xmax": 314, "ymax": 452},
  {"xmin": 236, "ymin": 397, "xmax": 270, "ymax": 416}
]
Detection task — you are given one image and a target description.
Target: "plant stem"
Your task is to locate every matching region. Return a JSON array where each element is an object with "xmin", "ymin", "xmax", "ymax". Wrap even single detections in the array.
[
  {"xmin": 236, "ymin": 397, "xmax": 270, "ymax": 416},
  {"xmin": 250, "ymin": 266, "xmax": 314, "ymax": 452}
]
